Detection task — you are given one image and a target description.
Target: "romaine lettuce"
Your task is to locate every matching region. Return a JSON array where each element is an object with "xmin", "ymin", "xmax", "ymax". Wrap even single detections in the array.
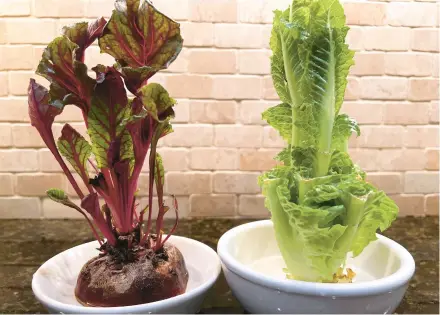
[{"xmin": 260, "ymin": 0, "xmax": 398, "ymax": 282}]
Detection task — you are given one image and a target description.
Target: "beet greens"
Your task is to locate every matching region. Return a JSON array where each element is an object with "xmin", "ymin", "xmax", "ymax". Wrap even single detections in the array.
[{"xmin": 28, "ymin": 0, "xmax": 183, "ymax": 251}]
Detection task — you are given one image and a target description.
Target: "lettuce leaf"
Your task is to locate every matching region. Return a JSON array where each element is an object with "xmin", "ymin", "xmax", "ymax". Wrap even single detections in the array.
[{"xmin": 260, "ymin": 0, "xmax": 398, "ymax": 282}]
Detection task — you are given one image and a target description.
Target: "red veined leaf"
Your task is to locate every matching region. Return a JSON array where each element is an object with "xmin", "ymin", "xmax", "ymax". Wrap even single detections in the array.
[
  {"xmin": 57, "ymin": 124, "xmax": 93, "ymax": 190},
  {"xmin": 87, "ymin": 66, "xmax": 134, "ymax": 169},
  {"xmin": 98, "ymin": 0, "xmax": 183, "ymax": 93},
  {"xmin": 36, "ymin": 35, "xmax": 95, "ymax": 113},
  {"xmin": 63, "ymin": 17, "xmax": 107, "ymax": 62}
]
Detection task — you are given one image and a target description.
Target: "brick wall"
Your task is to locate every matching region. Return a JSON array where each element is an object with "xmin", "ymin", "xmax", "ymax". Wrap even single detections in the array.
[{"xmin": 0, "ymin": 0, "xmax": 438, "ymax": 218}]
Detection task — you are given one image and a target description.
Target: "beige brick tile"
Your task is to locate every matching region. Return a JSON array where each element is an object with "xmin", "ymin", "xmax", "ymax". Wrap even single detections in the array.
[
  {"xmin": 190, "ymin": 147, "xmax": 238, "ymax": 170},
  {"xmin": 188, "ymin": 49, "xmax": 236, "ymax": 74},
  {"xmin": 429, "ymin": 101, "xmax": 439, "ymax": 124},
  {"xmin": 345, "ymin": 77, "xmax": 360, "ymax": 100},
  {"xmin": 390, "ymin": 194, "xmax": 425, "ymax": 217},
  {"xmin": 238, "ymin": 50, "xmax": 271, "ymax": 74},
  {"xmin": 215, "ymin": 24, "xmax": 263, "ymax": 48},
  {"xmin": 384, "ymin": 53, "xmax": 433, "ymax": 77},
  {"xmin": 409, "ymin": 79, "xmax": 439, "ymax": 101},
  {"xmin": 166, "ymin": 172, "xmax": 212, "ymax": 195},
  {"xmin": 425, "ymin": 149, "xmax": 439, "ymax": 171},
  {"xmin": 137, "ymin": 174, "xmax": 157, "ymax": 196},
  {"xmin": 0, "ymin": 174, "xmax": 14, "ymax": 196},
  {"xmin": 157, "ymin": 148, "xmax": 189, "ymax": 171},
  {"xmin": 378, "ymin": 149, "xmax": 426, "ymax": 171},
  {"xmin": 189, "ymin": 194, "xmax": 236, "ymax": 217},
  {"xmin": 173, "ymin": 100, "xmax": 190, "ymax": 123},
  {"xmin": 152, "ymin": 0, "xmax": 189, "ymax": 21},
  {"xmin": 165, "ymin": 48, "xmax": 189, "ymax": 73},
  {"xmin": 346, "ymin": 27, "xmax": 364, "ymax": 51},
  {"xmin": 263, "ymin": 76, "xmax": 278, "ymax": 100},
  {"xmin": 383, "ymin": 102, "xmax": 430, "ymax": 125},
  {"xmin": 239, "ymin": 149, "xmax": 279, "ymax": 171},
  {"xmin": 34, "ymin": 0, "xmax": 85, "ymax": 17},
  {"xmin": 263, "ymin": 126, "xmax": 286, "ymax": 148},
  {"xmin": 0, "ymin": 197, "xmax": 40, "ymax": 218},
  {"xmin": 12, "ymin": 124, "xmax": 45, "ymax": 148},
  {"xmin": 189, "ymin": 0, "xmax": 237, "ymax": 23},
  {"xmin": 342, "ymin": 102, "xmax": 383, "ymax": 125},
  {"xmin": 411, "ymin": 29, "xmax": 439, "ymax": 52},
  {"xmin": 83, "ymin": 0, "xmax": 115, "ymax": 18},
  {"xmin": 237, "ymin": 0, "xmax": 291, "ymax": 24},
  {"xmin": 387, "ymin": 3, "xmax": 438, "ymax": 27},
  {"xmin": 0, "ymin": 45, "xmax": 34, "ymax": 70},
  {"xmin": 39, "ymin": 149, "xmax": 74, "ymax": 172},
  {"xmin": 349, "ymin": 149, "xmax": 381, "ymax": 171},
  {"xmin": 180, "ymin": 22, "xmax": 214, "ymax": 47},
  {"xmin": 360, "ymin": 77, "xmax": 408, "ymax": 100},
  {"xmin": 213, "ymin": 172, "xmax": 261, "ymax": 194},
  {"xmin": 344, "ymin": 2, "xmax": 387, "ymax": 26},
  {"xmin": 42, "ymin": 197, "xmax": 84, "ymax": 219},
  {"xmin": 0, "ymin": 149, "xmax": 38, "ymax": 172},
  {"xmin": 54, "ymin": 106, "xmax": 85, "ymax": 122},
  {"xmin": 190, "ymin": 100, "xmax": 237, "ymax": 124},
  {"xmin": 238, "ymin": 194, "xmax": 270, "ymax": 217},
  {"xmin": 0, "ymin": 0, "xmax": 31, "ymax": 16},
  {"xmin": 0, "ymin": 73, "xmax": 8, "ymax": 96},
  {"xmin": 239, "ymin": 101, "xmax": 273, "ymax": 125},
  {"xmin": 364, "ymin": 27, "xmax": 411, "ymax": 51},
  {"xmin": 164, "ymin": 124, "xmax": 213, "ymax": 147},
  {"xmin": 84, "ymin": 46, "xmax": 117, "ymax": 69},
  {"xmin": 425, "ymin": 194, "xmax": 439, "ymax": 215},
  {"xmin": 350, "ymin": 52, "xmax": 385, "ymax": 76},
  {"xmin": 433, "ymin": 54, "xmax": 439, "ymax": 78},
  {"xmin": 212, "ymin": 76, "xmax": 262, "ymax": 100},
  {"xmin": 404, "ymin": 171, "xmax": 439, "ymax": 193},
  {"xmin": 261, "ymin": 25, "xmax": 272, "ymax": 49},
  {"xmin": 404, "ymin": 126, "xmax": 439, "ymax": 148},
  {"xmin": 357, "ymin": 126, "xmax": 404, "ymax": 148},
  {"xmin": 3, "ymin": 18, "xmax": 57, "ymax": 44},
  {"xmin": 366, "ymin": 172, "xmax": 403, "ymax": 194},
  {"xmin": 165, "ymin": 74, "xmax": 212, "ymax": 98},
  {"xmin": 0, "ymin": 124, "xmax": 12, "ymax": 147},
  {"xmin": 214, "ymin": 125, "xmax": 263, "ymax": 148},
  {"xmin": 9, "ymin": 71, "xmax": 47, "ymax": 96},
  {"xmin": 16, "ymin": 173, "xmax": 65, "ymax": 196},
  {"xmin": 65, "ymin": 173, "xmax": 90, "ymax": 197}
]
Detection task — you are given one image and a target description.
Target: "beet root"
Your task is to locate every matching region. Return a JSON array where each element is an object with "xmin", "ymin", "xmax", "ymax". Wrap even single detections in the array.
[{"xmin": 74, "ymin": 243, "xmax": 189, "ymax": 307}]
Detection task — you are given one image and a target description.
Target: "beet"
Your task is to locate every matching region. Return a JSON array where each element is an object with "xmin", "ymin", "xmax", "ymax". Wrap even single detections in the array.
[{"xmin": 75, "ymin": 243, "xmax": 189, "ymax": 307}]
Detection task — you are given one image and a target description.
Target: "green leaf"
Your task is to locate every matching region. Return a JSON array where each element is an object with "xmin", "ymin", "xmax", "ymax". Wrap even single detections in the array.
[
  {"xmin": 87, "ymin": 67, "xmax": 133, "ymax": 168},
  {"xmin": 350, "ymin": 191, "xmax": 399, "ymax": 256},
  {"xmin": 138, "ymin": 83, "xmax": 176, "ymax": 122},
  {"xmin": 46, "ymin": 188, "xmax": 84, "ymax": 212},
  {"xmin": 262, "ymin": 103, "xmax": 292, "ymax": 144},
  {"xmin": 57, "ymin": 124, "xmax": 91, "ymax": 180},
  {"xmin": 98, "ymin": 0, "xmax": 183, "ymax": 93},
  {"xmin": 154, "ymin": 152, "xmax": 165, "ymax": 188},
  {"xmin": 62, "ymin": 18, "xmax": 107, "ymax": 61},
  {"xmin": 36, "ymin": 36, "xmax": 95, "ymax": 112},
  {"xmin": 332, "ymin": 114, "xmax": 360, "ymax": 152}
]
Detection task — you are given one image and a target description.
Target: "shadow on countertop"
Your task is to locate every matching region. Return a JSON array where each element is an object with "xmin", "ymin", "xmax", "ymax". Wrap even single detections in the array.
[{"xmin": 0, "ymin": 217, "xmax": 438, "ymax": 314}]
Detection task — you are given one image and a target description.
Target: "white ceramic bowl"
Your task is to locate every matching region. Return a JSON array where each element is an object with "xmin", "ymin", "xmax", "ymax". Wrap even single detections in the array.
[
  {"xmin": 32, "ymin": 235, "xmax": 221, "ymax": 314},
  {"xmin": 217, "ymin": 220, "xmax": 415, "ymax": 314}
]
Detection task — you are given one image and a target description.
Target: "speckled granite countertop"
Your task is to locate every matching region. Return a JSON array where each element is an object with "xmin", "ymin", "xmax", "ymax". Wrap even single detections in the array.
[{"xmin": 0, "ymin": 217, "xmax": 438, "ymax": 314}]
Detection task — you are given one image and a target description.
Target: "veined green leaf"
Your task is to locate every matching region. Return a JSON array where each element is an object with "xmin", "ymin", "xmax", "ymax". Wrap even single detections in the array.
[
  {"xmin": 99, "ymin": 0, "xmax": 183, "ymax": 93},
  {"xmin": 57, "ymin": 124, "xmax": 91, "ymax": 180},
  {"xmin": 36, "ymin": 36, "xmax": 95, "ymax": 112},
  {"xmin": 87, "ymin": 67, "xmax": 133, "ymax": 168},
  {"xmin": 46, "ymin": 188, "xmax": 84, "ymax": 212},
  {"xmin": 332, "ymin": 114, "xmax": 360, "ymax": 152},
  {"xmin": 154, "ymin": 152, "xmax": 165, "ymax": 188},
  {"xmin": 138, "ymin": 83, "xmax": 176, "ymax": 122},
  {"xmin": 262, "ymin": 103, "xmax": 292, "ymax": 144}
]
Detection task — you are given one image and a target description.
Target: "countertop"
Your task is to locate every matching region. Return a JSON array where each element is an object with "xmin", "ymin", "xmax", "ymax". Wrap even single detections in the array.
[{"xmin": 0, "ymin": 217, "xmax": 438, "ymax": 314}]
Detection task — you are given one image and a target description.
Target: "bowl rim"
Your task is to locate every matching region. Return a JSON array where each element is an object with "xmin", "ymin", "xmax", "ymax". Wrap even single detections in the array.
[
  {"xmin": 217, "ymin": 219, "xmax": 415, "ymax": 297},
  {"xmin": 32, "ymin": 235, "xmax": 221, "ymax": 313}
]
